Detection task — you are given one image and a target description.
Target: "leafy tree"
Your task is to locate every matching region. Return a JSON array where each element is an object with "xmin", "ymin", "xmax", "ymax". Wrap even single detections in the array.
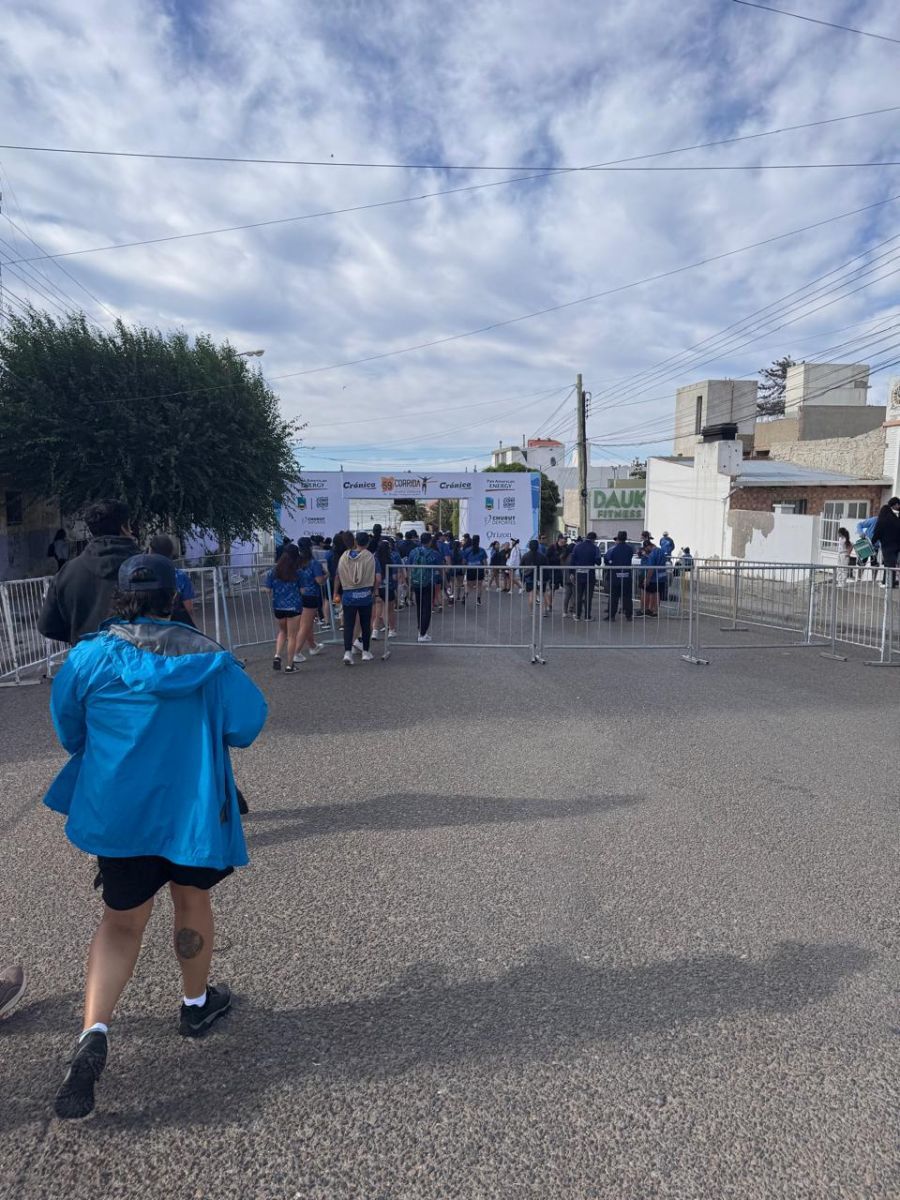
[
  {"xmin": 483, "ymin": 462, "xmax": 561, "ymax": 533},
  {"xmin": 757, "ymin": 355, "xmax": 796, "ymax": 417},
  {"xmin": 392, "ymin": 501, "xmax": 429, "ymax": 524},
  {"xmin": 0, "ymin": 310, "xmax": 300, "ymax": 541},
  {"xmin": 629, "ymin": 457, "xmax": 647, "ymax": 479}
]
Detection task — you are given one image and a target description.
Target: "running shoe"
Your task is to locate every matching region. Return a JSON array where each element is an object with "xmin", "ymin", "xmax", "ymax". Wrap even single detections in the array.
[
  {"xmin": 361, "ymin": 651, "xmax": 374, "ymax": 662},
  {"xmin": 307, "ymin": 645, "xmax": 323, "ymax": 657},
  {"xmin": 54, "ymin": 1030, "xmax": 107, "ymax": 1119},
  {"xmin": 387, "ymin": 629, "xmax": 397, "ymax": 639},
  {"xmin": 417, "ymin": 633, "xmax": 433, "ymax": 643},
  {"xmin": 292, "ymin": 653, "xmax": 306, "ymax": 664},
  {"xmin": 343, "ymin": 651, "xmax": 353, "ymax": 666},
  {"xmin": 179, "ymin": 984, "xmax": 232, "ymax": 1038},
  {"xmin": 0, "ymin": 964, "xmax": 26, "ymax": 1019},
  {"xmin": 272, "ymin": 656, "xmax": 281, "ymax": 671},
  {"xmin": 353, "ymin": 639, "xmax": 364, "ymax": 652},
  {"xmin": 371, "ymin": 629, "xmax": 380, "ymax": 640},
  {"xmin": 284, "ymin": 665, "xmax": 296, "ymax": 673}
]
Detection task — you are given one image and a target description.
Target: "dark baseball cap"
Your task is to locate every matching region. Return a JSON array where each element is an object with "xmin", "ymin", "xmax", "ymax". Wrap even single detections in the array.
[{"xmin": 118, "ymin": 553, "xmax": 178, "ymax": 592}]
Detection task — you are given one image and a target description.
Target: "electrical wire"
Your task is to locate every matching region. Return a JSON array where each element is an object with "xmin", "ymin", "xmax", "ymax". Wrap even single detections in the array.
[
  {"xmin": 3, "ymin": 104, "xmax": 898, "ymax": 171},
  {"xmin": 732, "ymin": 0, "xmax": 900, "ymax": 46}
]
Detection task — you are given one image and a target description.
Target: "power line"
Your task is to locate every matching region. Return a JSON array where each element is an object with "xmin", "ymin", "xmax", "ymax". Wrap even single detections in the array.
[
  {"xmin": 732, "ymin": 0, "xmax": 900, "ymax": 46},
  {"xmin": 3, "ymin": 104, "xmax": 899, "ymax": 172},
  {"xmin": 8, "ymin": 164, "xmax": 900, "ymax": 269},
  {"xmin": 0, "ymin": 210, "xmax": 118, "ymax": 322}
]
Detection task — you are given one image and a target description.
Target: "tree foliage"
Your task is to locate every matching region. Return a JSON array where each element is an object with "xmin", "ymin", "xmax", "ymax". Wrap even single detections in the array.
[
  {"xmin": 629, "ymin": 457, "xmax": 647, "ymax": 479},
  {"xmin": 0, "ymin": 311, "xmax": 300, "ymax": 540},
  {"xmin": 757, "ymin": 355, "xmax": 796, "ymax": 418},
  {"xmin": 483, "ymin": 461, "xmax": 561, "ymax": 532}
]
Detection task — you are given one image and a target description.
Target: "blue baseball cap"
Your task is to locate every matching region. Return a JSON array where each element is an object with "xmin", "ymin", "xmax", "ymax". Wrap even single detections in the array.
[{"xmin": 118, "ymin": 553, "xmax": 178, "ymax": 592}]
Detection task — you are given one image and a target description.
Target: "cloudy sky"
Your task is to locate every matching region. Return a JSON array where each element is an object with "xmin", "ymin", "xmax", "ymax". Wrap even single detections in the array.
[{"xmin": 2, "ymin": 0, "xmax": 900, "ymax": 476}]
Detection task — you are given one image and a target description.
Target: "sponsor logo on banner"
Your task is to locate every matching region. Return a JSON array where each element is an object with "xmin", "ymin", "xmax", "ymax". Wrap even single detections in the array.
[
  {"xmin": 487, "ymin": 516, "xmax": 517, "ymax": 527},
  {"xmin": 343, "ymin": 480, "xmax": 376, "ymax": 490},
  {"xmin": 484, "ymin": 496, "xmax": 495, "ymax": 511},
  {"xmin": 484, "ymin": 478, "xmax": 516, "ymax": 491},
  {"xmin": 315, "ymin": 496, "xmax": 329, "ymax": 510},
  {"xmin": 440, "ymin": 481, "xmax": 471, "ymax": 490},
  {"xmin": 296, "ymin": 493, "xmax": 307, "ymax": 510},
  {"xmin": 502, "ymin": 496, "xmax": 516, "ymax": 510},
  {"xmin": 298, "ymin": 477, "xmax": 328, "ymax": 490},
  {"xmin": 380, "ymin": 476, "xmax": 395, "ymax": 493},
  {"xmin": 303, "ymin": 516, "xmax": 328, "ymax": 527}
]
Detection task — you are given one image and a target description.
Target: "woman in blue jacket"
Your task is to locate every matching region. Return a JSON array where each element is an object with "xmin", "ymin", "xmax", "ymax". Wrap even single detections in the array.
[{"xmin": 45, "ymin": 554, "xmax": 267, "ymax": 1120}]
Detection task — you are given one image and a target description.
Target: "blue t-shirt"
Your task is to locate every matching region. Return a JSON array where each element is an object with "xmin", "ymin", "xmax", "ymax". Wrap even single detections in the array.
[
  {"xmin": 174, "ymin": 568, "xmax": 195, "ymax": 601},
  {"xmin": 297, "ymin": 560, "xmax": 325, "ymax": 598},
  {"xmin": 643, "ymin": 546, "xmax": 668, "ymax": 581},
  {"xmin": 463, "ymin": 546, "xmax": 488, "ymax": 566},
  {"xmin": 264, "ymin": 568, "xmax": 302, "ymax": 613}
]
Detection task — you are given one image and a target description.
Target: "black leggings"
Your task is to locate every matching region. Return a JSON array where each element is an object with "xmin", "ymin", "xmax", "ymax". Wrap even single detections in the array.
[
  {"xmin": 342, "ymin": 603, "xmax": 372, "ymax": 651},
  {"xmin": 414, "ymin": 584, "xmax": 433, "ymax": 635}
]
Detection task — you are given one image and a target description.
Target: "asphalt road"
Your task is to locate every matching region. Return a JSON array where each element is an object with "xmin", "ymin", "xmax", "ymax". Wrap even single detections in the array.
[{"xmin": 0, "ymin": 636, "xmax": 897, "ymax": 1200}]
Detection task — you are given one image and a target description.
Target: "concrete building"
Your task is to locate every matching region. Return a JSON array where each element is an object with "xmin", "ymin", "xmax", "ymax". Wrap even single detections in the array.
[
  {"xmin": 646, "ymin": 432, "xmax": 887, "ymax": 564},
  {"xmin": 673, "ymin": 379, "xmax": 757, "ymax": 457},
  {"xmin": 562, "ymin": 477, "xmax": 646, "ymax": 541},
  {"xmin": 784, "ymin": 361, "xmax": 869, "ymax": 412}
]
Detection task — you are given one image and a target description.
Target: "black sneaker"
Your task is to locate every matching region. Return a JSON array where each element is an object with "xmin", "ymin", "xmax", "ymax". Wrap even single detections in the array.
[
  {"xmin": 54, "ymin": 1030, "xmax": 107, "ymax": 1119},
  {"xmin": 272, "ymin": 656, "xmax": 281, "ymax": 671},
  {"xmin": 179, "ymin": 984, "xmax": 232, "ymax": 1038}
]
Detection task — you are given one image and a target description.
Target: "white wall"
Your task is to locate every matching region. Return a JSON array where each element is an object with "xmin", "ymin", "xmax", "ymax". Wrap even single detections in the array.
[
  {"xmin": 725, "ymin": 511, "xmax": 821, "ymax": 563},
  {"xmin": 785, "ymin": 362, "xmax": 869, "ymax": 411},
  {"xmin": 645, "ymin": 455, "xmax": 731, "ymax": 557}
]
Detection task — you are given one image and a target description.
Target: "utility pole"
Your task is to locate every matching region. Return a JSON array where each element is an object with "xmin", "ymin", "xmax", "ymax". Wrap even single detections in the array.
[{"xmin": 576, "ymin": 373, "xmax": 588, "ymax": 535}]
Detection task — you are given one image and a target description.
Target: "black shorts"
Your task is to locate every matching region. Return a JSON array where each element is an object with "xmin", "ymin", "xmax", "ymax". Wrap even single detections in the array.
[
  {"xmin": 273, "ymin": 608, "xmax": 301, "ymax": 620},
  {"xmin": 644, "ymin": 580, "xmax": 658, "ymax": 594},
  {"xmin": 301, "ymin": 596, "xmax": 319, "ymax": 610},
  {"xmin": 466, "ymin": 568, "xmax": 485, "ymax": 581},
  {"xmin": 94, "ymin": 855, "xmax": 233, "ymax": 911}
]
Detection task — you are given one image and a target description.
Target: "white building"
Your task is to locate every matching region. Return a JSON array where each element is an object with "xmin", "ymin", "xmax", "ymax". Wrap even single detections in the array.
[
  {"xmin": 646, "ymin": 433, "xmax": 887, "ymax": 564},
  {"xmin": 673, "ymin": 379, "xmax": 758, "ymax": 457}
]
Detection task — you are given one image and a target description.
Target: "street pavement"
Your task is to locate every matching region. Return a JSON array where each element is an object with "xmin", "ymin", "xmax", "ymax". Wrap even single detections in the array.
[{"xmin": 0, "ymin": 637, "xmax": 897, "ymax": 1200}]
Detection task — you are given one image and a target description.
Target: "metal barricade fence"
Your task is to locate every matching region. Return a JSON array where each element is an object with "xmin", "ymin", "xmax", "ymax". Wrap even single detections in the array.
[
  {"xmin": 0, "ymin": 577, "xmax": 68, "ymax": 686},
  {"xmin": 217, "ymin": 565, "xmax": 340, "ymax": 653},
  {"xmin": 179, "ymin": 567, "xmax": 224, "ymax": 645},
  {"xmin": 535, "ymin": 564, "xmax": 692, "ymax": 660},
  {"xmin": 382, "ymin": 564, "xmax": 541, "ymax": 658}
]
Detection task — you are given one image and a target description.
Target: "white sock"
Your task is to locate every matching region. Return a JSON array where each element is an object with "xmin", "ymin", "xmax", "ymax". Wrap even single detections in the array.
[
  {"xmin": 80, "ymin": 1022, "xmax": 108, "ymax": 1040},
  {"xmin": 183, "ymin": 990, "xmax": 207, "ymax": 1007}
]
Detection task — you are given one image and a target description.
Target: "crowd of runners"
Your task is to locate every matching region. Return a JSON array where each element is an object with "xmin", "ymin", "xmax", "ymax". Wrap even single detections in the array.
[{"xmin": 264, "ymin": 525, "xmax": 693, "ymax": 660}]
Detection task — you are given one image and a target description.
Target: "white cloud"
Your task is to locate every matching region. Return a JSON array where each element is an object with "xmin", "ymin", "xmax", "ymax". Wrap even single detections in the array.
[{"xmin": 1, "ymin": 0, "xmax": 899, "ymax": 470}]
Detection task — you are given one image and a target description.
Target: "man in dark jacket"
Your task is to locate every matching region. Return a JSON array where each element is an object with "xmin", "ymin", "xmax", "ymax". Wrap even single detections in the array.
[
  {"xmin": 570, "ymin": 531, "xmax": 600, "ymax": 620},
  {"xmin": 871, "ymin": 498, "xmax": 900, "ymax": 588},
  {"xmin": 38, "ymin": 499, "xmax": 139, "ymax": 644},
  {"xmin": 603, "ymin": 531, "xmax": 635, "ymax": 621}
]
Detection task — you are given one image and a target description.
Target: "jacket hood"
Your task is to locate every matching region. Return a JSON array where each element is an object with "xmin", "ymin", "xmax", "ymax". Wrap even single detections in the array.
[
  {"xmin": 81, "ymin": 536, "xmax": 141, "ymax": 580},
  {"xmin": 90, "ymin": 619, "xmax": 231, "ymax": 696}
]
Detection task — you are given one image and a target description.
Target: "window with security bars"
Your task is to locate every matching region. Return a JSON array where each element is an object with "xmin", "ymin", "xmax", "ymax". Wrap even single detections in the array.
[{"xmin": 822, "ymin": 499, "xmax": 869, "ymax": 548}]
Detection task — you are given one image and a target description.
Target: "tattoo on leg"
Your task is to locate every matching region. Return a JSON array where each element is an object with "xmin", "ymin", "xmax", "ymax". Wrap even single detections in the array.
[{"xmin": 175, "ymin": 927, "xmax": 204, "ymax": 959}]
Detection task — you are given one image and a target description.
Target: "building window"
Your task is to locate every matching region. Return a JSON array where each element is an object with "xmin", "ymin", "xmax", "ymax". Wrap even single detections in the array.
[
  {"xmin": 822, "ymin": 499, "xmax": 869, "ymax": 548},
  {"xmin": 695, "ymin": 395, "xmax": 703, "ymax": 435},
  {"xmin": 3, "ymin": 491, "xmax": 23, "ymax": 527},
  {"xmin": 795, "ymin": 499, "xmax": 808, "ymax": 515}
]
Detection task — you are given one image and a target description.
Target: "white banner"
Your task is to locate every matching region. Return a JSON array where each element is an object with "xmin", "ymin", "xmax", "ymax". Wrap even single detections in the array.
[
  {"xmin": 281, "ymin": 471, "xmax": 348, "ymax": 539},
  {"xmin": 275, "ymin": 469, "xmax": 538, "ymax": 544}
]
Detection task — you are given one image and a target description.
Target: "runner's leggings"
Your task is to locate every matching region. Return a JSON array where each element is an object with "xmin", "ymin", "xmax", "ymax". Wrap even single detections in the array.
[{"xmin": 342, "ymin": 603, "xmax": 372, "ymax": 651}]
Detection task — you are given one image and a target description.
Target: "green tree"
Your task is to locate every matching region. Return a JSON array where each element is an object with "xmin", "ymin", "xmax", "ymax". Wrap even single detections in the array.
[
  {"xmin": 629, "ymin": 457, "xmax": 647, "ymax": 479},
  {"xmin": 392, "ymin": 501, "xmax": 429, "ymax": 524},
  {"xmin": 483, "ymin": 462, "xmax": 560, "ymax": 533},
  {"xmin": 757, "ymin": 355, "xmax": 796, "ymax": 417},
  {"xmin": 0, "ymin": 310, "xmax": 300, "ymax": 540}
]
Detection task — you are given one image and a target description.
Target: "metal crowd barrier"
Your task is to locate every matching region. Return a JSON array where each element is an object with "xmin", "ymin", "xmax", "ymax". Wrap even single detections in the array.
[
  {"xmin": 4, "ymin": 561, "xmax": 900, "ymax": 684},
  {"xmin": 0, "ymin": 577, "xmax": 68, "ymax": 686}
]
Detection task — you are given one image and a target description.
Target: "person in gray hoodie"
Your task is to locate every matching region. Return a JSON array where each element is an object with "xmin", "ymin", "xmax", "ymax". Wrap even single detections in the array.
[{"xmin": 38, "ymin": 499, "xmax": 140, "ymax": 645}]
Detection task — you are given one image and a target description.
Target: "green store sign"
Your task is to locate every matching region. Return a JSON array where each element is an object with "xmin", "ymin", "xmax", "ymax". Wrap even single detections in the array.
[{"xmin": 591, "ymin": 487, "xmax": 645, "ymax": 520}]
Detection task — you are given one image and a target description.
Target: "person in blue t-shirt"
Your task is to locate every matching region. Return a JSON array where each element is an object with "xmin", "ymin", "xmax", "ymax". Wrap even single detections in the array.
[
  {"xmin": 639, "ymin": 538, "xmax": 667, "ymax": 617},
  {"xmin": 463, "ymin": 534, "xmax": 488, "ymax": 604},
  {"xmin": 263, "ymin": 544, "xmax": 324, "ymax": 671},
  {"xmin": 372, "ymin": 539, "xmax": 403, "ymax": 641}
]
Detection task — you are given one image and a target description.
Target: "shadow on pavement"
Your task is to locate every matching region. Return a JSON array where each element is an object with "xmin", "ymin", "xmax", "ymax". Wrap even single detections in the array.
[
  {"xmin": 243, "ymin": 792, "xmax": 640, "ymax": 847},
  {"xmin": 86, "ymin": 939, "xmax": 874, "ymax": 1130}
]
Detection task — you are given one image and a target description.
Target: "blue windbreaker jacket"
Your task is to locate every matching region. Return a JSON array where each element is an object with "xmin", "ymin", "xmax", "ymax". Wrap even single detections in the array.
[{"xmin": 44, "ymin": 619, "xmax": 267, "ymax": 869}]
